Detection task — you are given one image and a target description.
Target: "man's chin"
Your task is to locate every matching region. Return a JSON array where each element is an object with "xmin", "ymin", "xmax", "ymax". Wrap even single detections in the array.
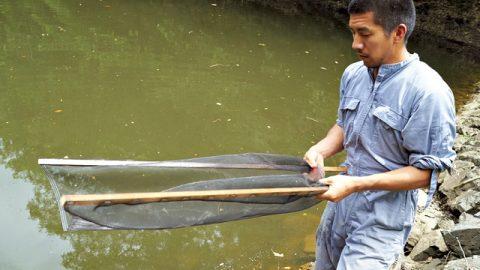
[{"xmin": 361, "ymin": 59, "xmax": 378, "ymax": 68}]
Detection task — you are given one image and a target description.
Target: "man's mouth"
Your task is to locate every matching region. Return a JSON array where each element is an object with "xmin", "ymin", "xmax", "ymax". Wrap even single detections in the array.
[{"xmin": 358, "ymin": 54, "xmax": 368, "ymax": 58}]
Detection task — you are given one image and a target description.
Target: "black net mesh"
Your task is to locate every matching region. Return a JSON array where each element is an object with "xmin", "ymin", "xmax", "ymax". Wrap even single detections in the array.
[{"xmin": 40, "ymin": 153, "xmax": 323, "ymax": 231}]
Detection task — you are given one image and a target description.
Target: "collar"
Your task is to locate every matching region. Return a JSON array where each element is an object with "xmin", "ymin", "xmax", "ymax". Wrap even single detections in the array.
[{"xmin": 367, "ymin": 53, "xmax": 419, "ymax": 82}]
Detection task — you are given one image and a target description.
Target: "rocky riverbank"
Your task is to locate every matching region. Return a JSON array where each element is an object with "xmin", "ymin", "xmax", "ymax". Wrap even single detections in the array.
[
  {"xmin": 244, "ymin": 0, "xmax": 480, "ymax": 61},
  {"xmin": 392, "ymin": 82, "xmax": 480, "ymax": 270}
]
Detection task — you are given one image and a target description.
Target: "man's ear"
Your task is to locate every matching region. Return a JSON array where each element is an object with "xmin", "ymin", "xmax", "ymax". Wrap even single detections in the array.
[{"xmin": 393, "ymin": 24, "xmax": 407, "ymax": 44}]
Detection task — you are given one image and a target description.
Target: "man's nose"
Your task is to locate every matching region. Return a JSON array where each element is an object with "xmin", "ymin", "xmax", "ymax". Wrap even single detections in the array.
[{"xmin": 352, "ymin": 36, "xmax": 364, "ymax": 51}]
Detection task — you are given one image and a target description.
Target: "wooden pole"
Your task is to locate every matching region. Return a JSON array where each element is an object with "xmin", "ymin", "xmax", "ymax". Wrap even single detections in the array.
[{"xmin": 61, "ymin": 186, "xmax": 328, "ymax": 206}]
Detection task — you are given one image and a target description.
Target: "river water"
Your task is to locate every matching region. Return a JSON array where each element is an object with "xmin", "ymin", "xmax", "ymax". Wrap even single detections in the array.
[{"xmin": 0, "ymin": 1, "xmax": 479, "ymax": 269}]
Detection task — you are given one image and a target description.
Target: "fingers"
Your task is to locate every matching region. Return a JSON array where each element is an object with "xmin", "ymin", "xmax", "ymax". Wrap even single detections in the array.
[
  {"xmin": 317, "ymin": 190, "xmax": 341, "ymax": 202},
  {"xmin": 303, "ymin": 147, "xmax": 325, "ymax": 168},
  {"xmin": 317, "ymin": 191, "xmax": 341, "ymax": 202},
  {"xmin": 319, "ymin": 178, "xmax": 332, "ymax": 185},
  {"xmin": 316, "ymin": 177, "xmax": 336, "ymax": 201},
  {"xmin": 303, "ymin": 152, "xmax": 316, "ymax": 168},
  {"xmin": 317, "ymin": 155, "xmax": 325, "ymax": 169}
]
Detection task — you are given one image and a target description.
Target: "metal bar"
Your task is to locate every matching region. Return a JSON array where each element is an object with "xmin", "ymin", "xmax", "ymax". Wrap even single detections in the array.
[{"xmin": 38, "ymin": 158, "xmax": 347, "ymax": 172}]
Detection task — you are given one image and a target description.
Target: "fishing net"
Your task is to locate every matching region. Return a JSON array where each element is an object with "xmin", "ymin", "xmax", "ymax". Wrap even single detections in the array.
[{"xmin": 40, "ymin": 153, "xmax": 325, "ymax": 231}]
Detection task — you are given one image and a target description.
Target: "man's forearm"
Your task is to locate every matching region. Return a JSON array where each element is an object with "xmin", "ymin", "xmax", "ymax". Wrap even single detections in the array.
[
  {"xmin": 352, "ymin": 166, "xmax": 432, "ymax": 192},
  {"xmin": 312, "ymin": 124, "xmax": 344, "ymax": 159}
]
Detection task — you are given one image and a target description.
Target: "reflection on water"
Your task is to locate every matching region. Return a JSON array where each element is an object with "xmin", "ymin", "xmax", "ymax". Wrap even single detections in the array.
[{"xmin": 0, "ymin": 0, "xmax": 478, "ymax": 269}]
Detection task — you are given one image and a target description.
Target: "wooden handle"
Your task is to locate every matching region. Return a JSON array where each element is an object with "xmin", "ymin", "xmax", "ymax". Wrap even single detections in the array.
[
  {"xmin": 323, "ymin": 166, "xmax": 347, "ymax": 172},
  {"xmin": 61, "ymin": 186, "xmax": 328, "ymax": 206}
]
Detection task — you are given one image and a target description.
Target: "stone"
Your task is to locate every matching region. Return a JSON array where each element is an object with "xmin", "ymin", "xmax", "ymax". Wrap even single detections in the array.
[
  {"xmin": 443, "ymin": 214, "xmax": 480, "ymax": 257},
  {"xmin": 463, "ymin": 116, "xmax": 480, "ymax": 129},
  {"xmin": 408, "ymin": 197, "xmax": 441, "ymax": 248},
  {"xmin": 453, "ymin": 134, "xmax": 468, "ymax": 152},
  {"xmin": 458, "ymin": 151, "xmax": 480, "ymax": 166},
  {"xmin": 409, "ymin": 230, "xmax": 448, "ymax": 261},
  {"xmin": 440, "ymin": 160, "xmax": 475, "ymax": 199},
  {"xmin": 417, "ymin": 189, "xmax": 429, "ymax": 208},
  {"xmin": 438, "ymin": 218, "xmax": 455, "ymax": 231},
  {"xmin": 448, "ymin": 190, "xmax": 480, "ymax": 213},
  {"xmin": 444, "ymin": 255, "xmax": 480, "ymax": 270},
  {"xmin": 422, "ymin": 258, "xmax": 445, "ymax": 270}
]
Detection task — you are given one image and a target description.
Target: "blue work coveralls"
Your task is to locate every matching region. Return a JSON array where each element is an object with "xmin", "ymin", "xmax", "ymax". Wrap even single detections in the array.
[{"xmin": 315, "ymin": 53, "xmax": 456, "ymax": 269}]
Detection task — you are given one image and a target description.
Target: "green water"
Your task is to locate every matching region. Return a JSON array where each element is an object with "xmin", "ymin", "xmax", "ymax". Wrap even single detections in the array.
[{"xmin": 0, "ymin": 1, "xmax": 479, "ymax": 269}]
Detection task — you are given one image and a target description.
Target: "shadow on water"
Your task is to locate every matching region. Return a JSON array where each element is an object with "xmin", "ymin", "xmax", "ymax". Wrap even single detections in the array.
[{"xmin": 0, "ymin": 0, "xmax": 478, "ymax": 269}]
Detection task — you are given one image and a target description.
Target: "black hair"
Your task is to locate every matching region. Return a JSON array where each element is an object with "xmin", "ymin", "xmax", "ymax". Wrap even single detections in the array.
[{"xmin": 348, "ymin": 0, "xmax": 416, "ymax": 43}]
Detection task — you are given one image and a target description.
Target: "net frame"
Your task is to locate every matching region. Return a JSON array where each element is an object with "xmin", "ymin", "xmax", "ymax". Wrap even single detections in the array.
[{"xmin": 39, "ymin": 153, "xmax": 342, "ymax": 231}]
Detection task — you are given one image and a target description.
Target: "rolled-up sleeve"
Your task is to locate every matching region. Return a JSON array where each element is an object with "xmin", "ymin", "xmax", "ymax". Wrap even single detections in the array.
[{"xmin": 401, "ymin": 88, "xmax": 456, "ymax": 206}]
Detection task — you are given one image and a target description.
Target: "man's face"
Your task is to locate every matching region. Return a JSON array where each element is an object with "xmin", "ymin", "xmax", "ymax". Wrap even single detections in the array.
[{"xmin": 349, "ymin": 12, "xmax": 395, "ymax": 68}]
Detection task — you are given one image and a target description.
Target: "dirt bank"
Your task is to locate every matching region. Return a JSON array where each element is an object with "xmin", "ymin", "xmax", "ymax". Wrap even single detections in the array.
[{"xmin": 245, "ymin": 0, "xmax": 480, "ymax": 61}]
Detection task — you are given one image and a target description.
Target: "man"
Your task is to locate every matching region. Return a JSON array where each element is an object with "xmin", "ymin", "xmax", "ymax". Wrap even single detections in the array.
[{"xmin": 303, "ymin": 0, "xmax": 456, "ymax": 269}]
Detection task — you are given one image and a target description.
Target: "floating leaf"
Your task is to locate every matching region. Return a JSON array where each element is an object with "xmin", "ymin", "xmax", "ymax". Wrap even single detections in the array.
[
  {"xmin": 306, "ymin": 116, "xmax": 319, "ymax": 123},
  {"xmin": 271, "ymin": 249, "xmax": 284, "ymax": 257},
  {"xmin": 209, "ymin": 63, "xmax": 229, "ymax": 68},
  {"xmin": 54, "ymin": 109, "xmax": 63, "ymax": 113}
]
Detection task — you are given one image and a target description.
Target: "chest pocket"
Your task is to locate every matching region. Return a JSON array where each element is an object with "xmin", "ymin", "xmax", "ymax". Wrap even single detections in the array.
[
  {"xmin": 339, "ymin": 97, "xmax": 360, "ymax": 145},
  {"xmin": 372, "ymin": 106, "xmax": 407, "ymax": 146}
]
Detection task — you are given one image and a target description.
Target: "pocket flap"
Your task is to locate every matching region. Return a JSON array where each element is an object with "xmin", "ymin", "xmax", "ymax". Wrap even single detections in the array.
[
  {"xmin": 340, "ymin": 97, "xmax": 360, "ymax": 110},
  {"xmin": 372, "ymin": 106, "xmax": 407, "ymax": 131}
]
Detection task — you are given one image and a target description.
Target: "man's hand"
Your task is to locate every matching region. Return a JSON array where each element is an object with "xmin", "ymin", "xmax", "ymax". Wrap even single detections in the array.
[
  {"xmin": 317, "ymin": 175, "xmax": 359, "ymax": 202},
  {"xmin": 303, "ymin": 123, "xmax": 344, "ymax": 170},
  {"xmin": 304, "ymin": 145, "xmax": 325, "ymax": 169},
  {"xmin": 304, "ymin": 145, "xmax": 326, "ymax": 181}
]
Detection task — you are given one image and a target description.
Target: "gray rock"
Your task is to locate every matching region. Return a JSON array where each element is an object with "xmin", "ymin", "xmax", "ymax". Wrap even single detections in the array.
[
  {"xmin": 393, "ymin": 254, "xmax": 419, "ymax": 270},
  {"xmin": 440, "ymin": 160, "xmax": 475, "ymax": 199},
  {"xmin": 457, "ymin": 125, "xmax": 480, "ymax": 137},
  {"xmin": 459, "ymin": 212, "xmax": 480, "ymax": 224},
  {"xmin": 410, "ymin": 230, "xmax": 448, "ymax": 261},
  {"xmin": 453, "ymin": 135, "xmax": 468, "ymax": 153},
  {"xmin": 438, "ymin": 219, "xmax": 455, "ymax": 231},
  {"xmin": 448, "ymin": 190, "xmax": 480, "ymax": 213},
  {"xmin": 462, "ymin": 116, "xmax": 480, "ymax": 129},
  {"xmin": 458, "ymin": 151, "xmax": 480, "ymax": 166},
  {"xmin": 444, "ymin": 255, "xmax": 480, "ymax": 270},
  {"xmin": 443, "ymin": 214, "xmax": 480, "ymax": 257},
  {"xmin": 417, "ymin": 189, "xmax": 429, "ymax": 208},
  {"xmin": 408, "ymin": 198, "xmax": 439, "ymax": 247},
  {"xmin": 423, "ymin": 258, "xmax": 445, "ymax": 270}
]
